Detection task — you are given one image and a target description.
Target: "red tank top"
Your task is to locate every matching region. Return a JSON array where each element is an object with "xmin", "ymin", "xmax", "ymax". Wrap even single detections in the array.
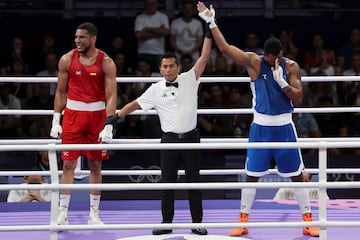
[{"xmin": 67, "ymin": 49, "xmax": 106, "ymax": 102}]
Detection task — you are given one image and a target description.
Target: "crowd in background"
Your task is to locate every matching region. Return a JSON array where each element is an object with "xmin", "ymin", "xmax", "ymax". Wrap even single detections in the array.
[{"xmin": 0, "ymin": 0, "xmax": 359, "ymax": 157}]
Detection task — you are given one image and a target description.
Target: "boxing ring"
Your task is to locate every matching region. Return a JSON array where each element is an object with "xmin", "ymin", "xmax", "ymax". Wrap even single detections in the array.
[{"xmin": 0, "ymin": 76, "xmax": 360, "ymax": 240}]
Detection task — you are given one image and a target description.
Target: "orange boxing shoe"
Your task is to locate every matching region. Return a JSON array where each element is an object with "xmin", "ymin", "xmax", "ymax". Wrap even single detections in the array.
[
  {"xmin": 302, "ymin": 212, "xmax": 320, "ymax": 237},
  {"xmin": 229, "ymin": 213, "xmax": 249, "ymax": 236}
]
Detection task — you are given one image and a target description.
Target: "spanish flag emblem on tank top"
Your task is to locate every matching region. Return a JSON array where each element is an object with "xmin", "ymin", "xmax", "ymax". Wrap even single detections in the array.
[{"xmin": 90, "ymin": 72, "xmax": 96, "ymax": 76}]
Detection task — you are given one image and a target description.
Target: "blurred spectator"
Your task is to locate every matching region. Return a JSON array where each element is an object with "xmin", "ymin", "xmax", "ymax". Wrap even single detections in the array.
[
  {"xmin": 169, "ymin": 0, "xmax": 203, "ymax": 62},
  {"xmin": 309, "ymin": 49, "xmax": 337, "ymax": 76},
  {"xmin": 113, "ymin": 51, "xmax": 133, "ymax": 76},
  {"xmin": 339, "ymin": 53, "xmax": 360, "ymax": 106},
  {"xmin": 113, "ymin": 51, "xmax": 133, "ymax": 109},
  {"xmin": 131, "ymin": 57, "xmax": 161, "ymax": 99},
  {"xmin": 292, "ymin": 101, "xmax": 321, "ymax": 155},
  {"xmin": 7, "ymin": 57, "xmax": 33, "ymax": 107},
  {"xmin": 209, "ymin": 53, "xmax": 232, "ymax": 76},
  {"xmin": 109, "ymin": 34, "xmax": 134, "ymax": 70},
  {"xmin": 24, "ymin": 83, "xmax": 54, "ymax": 138},
  {"xmin": 234, "ymin": 32, "xmax": 263, "ymax": 76},
  {"xmin": 116, "ymin": 83, "xmax": 130, "ymax": 110},
  {"xmin": 227, "ymin": 87, "xmax": 252, "ymax": 138},
  {"xmin": 278, "ymin": 30, "xmax": 299, "ymax": 60},
  {"xmin": 244, "ymin": 32, "xmax": 263, "ymax": 55},
  {"xmin": 303, "ymin": 33, "xmax": 336, "ymax": 75},
  {"xmin": 0, "ymin": 83, "xmax": 23, "ymax": 138},
  {"xmin": 198, "ymin": 84, "xmax": 234, "ymax": 137},
  {"xmin": 0, "ymin": 36, "xmax": 31, "ymax": 75},
  {"xmin": 180, "ymin": 54, "xmax": 193, "ymax": 73},
  {"xmin": 126, "ymin": 57, "xmax": 162, "ymax": 138},
  {"xmin": 32, "ymin": 34, "xmax": 58, "ymax": 73},
  {"xmin": 336, "ymin": 27, "xmax": 360, "ymax": 74},
  {"xmin": 205, "ymin": 47, "xmax": 234, "ymax": 76},
  {"xmin": 339, "ymin": 53, "xmax": 360, "ymax": 139},
  {"xmin": 115, "ymin": 115, "xmax": 151, "ymax": 139},
  {"xmin": 307, "ymin": 82, "xmax": 338, "ymax": 107},
  {"xmin": 7, "ymin": 173, "xmax": 51, "ymax": 202},
  {"xmin": 37, "ymin": 150, "xmax": 50, "ymax": 171},
  {"xmin": 307, "ymin": 49, "xmax": 338, "ymax": 106},
  {"xmin": 314, "ymin": 96, "xmax": 350, "ymax": 155},
  {"xmin": 134, "ymin": 0, "xmax": 169, "ymax": 72},
  {"xmin": 110, "ymin": 34, "xmax": 127, "ymax": 56},
  {"xmin": 343, "ymin": 53, "xmax": 360, "ymax": 76},
  {"xmin": 36, "ymin": 52, "xmax": 59, "ymax": 97}
]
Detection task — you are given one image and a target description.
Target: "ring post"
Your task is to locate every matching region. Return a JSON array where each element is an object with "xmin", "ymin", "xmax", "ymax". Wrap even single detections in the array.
[{"xmin": 48, "ymin": 143, "xmax": 59, "ymax": 240}]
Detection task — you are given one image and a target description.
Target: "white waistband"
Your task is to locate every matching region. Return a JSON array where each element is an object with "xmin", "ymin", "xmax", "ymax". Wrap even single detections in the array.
[
  {"xmin": 66, "ymin": 99, "xmax": 105, "ymax": 111},
  {"xmin": 253, "ymin": 111, "xmax": 292, "ymax": 126}
]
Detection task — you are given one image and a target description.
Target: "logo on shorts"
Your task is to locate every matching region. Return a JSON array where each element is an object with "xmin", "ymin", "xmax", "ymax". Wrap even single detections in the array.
[{"xmin": 101, "ymin": 150, "xmax": 107, "ymax": 158}]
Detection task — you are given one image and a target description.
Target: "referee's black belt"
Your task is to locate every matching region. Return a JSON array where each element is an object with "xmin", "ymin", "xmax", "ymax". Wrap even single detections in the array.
[{"xmin": 163, "ymin": 128, "xmax": 198, "ymax": 139}]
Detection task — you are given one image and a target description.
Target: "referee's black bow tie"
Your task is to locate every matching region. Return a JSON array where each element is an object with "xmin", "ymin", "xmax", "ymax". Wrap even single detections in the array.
[{"xmin": 166, "ymin": 82, "xmax": 178, "ymax": 88}]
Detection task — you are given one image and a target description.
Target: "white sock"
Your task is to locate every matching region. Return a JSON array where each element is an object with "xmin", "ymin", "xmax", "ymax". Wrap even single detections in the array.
[
  {"xmin": 294, "ymin": 188, "xmax": 311, "ymax": 214},
  {"xmin": 240, "ymin": 188, "xmax": 256, "ymax": 214},
  {"xmin": 90, "ymin": 194, "xmax": 101, "ymax": 209},
  {"xmin": 59, "ymin": 194, "xmax": 71, "ymax": 209}
]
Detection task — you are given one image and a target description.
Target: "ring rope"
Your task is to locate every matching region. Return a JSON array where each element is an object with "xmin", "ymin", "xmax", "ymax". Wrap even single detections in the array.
[
  {"xmin": 2, "ymin": 168, "xmax": 360, "ymax": 177},
  {"xmin": 1, "ymin": 75, "xmax": 360, "ymax": 83},
  {"xmin": 1, "ymin": 106, "xmax": 360, "ymax": 115},
  {"xmin": 0, "ymin": 141, "xmax": 359, "ymax": 151},
  {"xmin": 0, "ymin": 137, "xmax": 359, "ymax": 145},
  {"xmin": 1, "ymin": 181, "xmax": 360, "ymax": 191},
  {"xmin": 0, "ymin": 221, "xmax": 329, "ymax": 232}
]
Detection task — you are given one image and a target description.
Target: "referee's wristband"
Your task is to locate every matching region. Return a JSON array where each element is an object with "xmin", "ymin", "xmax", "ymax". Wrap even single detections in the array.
[
  {"xmin": 105, "ymin": 114, "xmax": 119, "ymax": 126},
  {"xmin": 205, "ymin": 23, "xmax": 212, "ymax": 39}
]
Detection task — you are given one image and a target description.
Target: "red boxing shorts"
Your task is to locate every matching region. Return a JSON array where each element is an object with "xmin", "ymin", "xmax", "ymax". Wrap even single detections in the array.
[{"xmin": 61, "ymin": 107, "xmax": 109, "ymax": 161}]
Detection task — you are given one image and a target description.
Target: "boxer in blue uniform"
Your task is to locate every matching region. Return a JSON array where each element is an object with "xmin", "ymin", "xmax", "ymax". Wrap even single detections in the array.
[{"xmin": 197, "ymin": 2, "xmax": 319, "ymax": 237}]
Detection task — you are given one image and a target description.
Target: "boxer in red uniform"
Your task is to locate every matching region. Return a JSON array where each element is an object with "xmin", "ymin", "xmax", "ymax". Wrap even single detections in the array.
[{"xmin": 50, "ymin": 22, "xmax": 117, "ymax": 225}]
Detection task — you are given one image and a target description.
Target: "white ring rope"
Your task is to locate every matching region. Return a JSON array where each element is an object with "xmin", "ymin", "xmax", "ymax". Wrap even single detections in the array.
[
  {"xmin": 1, "ymin": 181, "xmax": 360, "ymax": 191},
  {"xmin": 1, "ymin": 76, "xmax": 360, "ymax": 240},
  {"xmin": 2, "ymin": 168, "xmax": 360, "ymax": 177},
  {"xmin": 0, "ymin": 221, "xmax": 331, "ymax": 232},
  {"xmin": 1, "ymin": 106, "xmax": 360, "ymax": 115},
  {"xmin": 0, "ymin": 141, "xmax": 359, "ymax": 151},
  {"xmin": 1, "ymin": 75, "xmax": 360, "ymax": 83},
  {"xmin": 0, "ymin": 137, "xmax": 359, "ymax": 145}
]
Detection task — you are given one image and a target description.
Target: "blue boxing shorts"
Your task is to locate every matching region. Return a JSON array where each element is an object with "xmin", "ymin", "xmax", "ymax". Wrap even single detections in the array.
[{"xmin": 245, "ymin": 122, "xmax": 304, "ymax": 178}]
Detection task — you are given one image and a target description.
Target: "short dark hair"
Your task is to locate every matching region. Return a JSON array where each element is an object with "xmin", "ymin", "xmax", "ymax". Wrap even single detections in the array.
[
  {"xmin": 160, "ymin": 52, "xmax": 179, "ymax": 66},
  {"xmin": 77, "ymin": 22, "xmax": 98, "ymax": 36},
  {"xmin": 264, "ymin": 37, "xmax": 283, "ymax": 56}
]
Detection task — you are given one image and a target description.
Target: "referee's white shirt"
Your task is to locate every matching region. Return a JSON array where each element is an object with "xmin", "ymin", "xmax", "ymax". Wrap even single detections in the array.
[{"xmin": 137, "ymin": 68, "xmax": 199, "ymax": 134}]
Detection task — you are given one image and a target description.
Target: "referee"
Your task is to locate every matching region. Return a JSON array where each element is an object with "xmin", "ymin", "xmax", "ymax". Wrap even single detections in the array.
[{"xmin": 107, "ymin": 30, "xmax": 212, "ymax": 236}]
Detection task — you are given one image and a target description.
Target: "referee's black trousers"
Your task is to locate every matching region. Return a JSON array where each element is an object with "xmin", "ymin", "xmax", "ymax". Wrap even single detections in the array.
[{"xmin": 160, "ymin": 129, "xmax": 203, "ymax": 223}]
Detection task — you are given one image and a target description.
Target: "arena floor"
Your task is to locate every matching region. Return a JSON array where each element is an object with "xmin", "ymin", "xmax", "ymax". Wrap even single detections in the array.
[{"xmin": 0, "ymin": 199, "xmax": 359, "ymax": 240}]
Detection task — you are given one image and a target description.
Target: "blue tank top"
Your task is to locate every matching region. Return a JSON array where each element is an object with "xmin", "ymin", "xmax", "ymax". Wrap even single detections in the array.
[{"xmin": 251, "ymin": 57, "xmax": 293, "ymax": 115}]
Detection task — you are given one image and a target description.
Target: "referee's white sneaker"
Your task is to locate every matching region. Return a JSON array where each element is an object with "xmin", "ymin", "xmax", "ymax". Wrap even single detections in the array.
[
  {"xmin": 88, "ymin": 206, "xmax": 104, "ymax": 225},
  {"xmin": 57, "ymin": 206, "xmax": 69, "ymax": 225}
]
